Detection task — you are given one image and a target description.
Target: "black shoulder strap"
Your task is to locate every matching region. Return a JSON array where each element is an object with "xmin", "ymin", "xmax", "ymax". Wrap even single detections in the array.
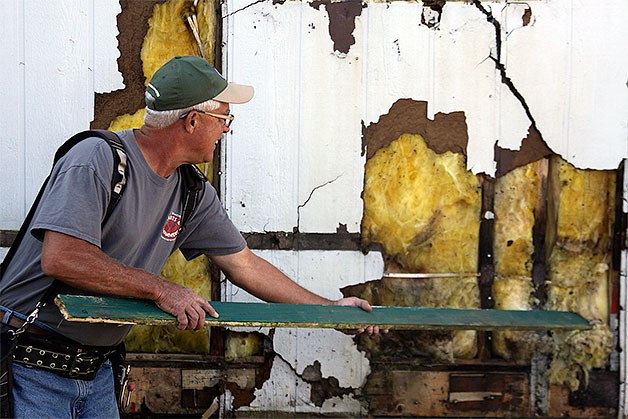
[
  {"xmin": 178, "ymin": 163, "xmax": 207, "ymax": 230},
  {"xmin": 0, "ymin": 130, "xmax": 127, "ymax": 279}
]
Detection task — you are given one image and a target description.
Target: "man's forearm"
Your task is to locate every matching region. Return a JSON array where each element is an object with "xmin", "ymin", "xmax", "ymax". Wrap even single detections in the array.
[
  {"xmin": 212, "ymin": 248, "xmax": 334, "ymax": 305},
  {"xmin": 42, "ymin": 230, "xmax": 217, "ymax": 330},
  {"xmin": 42, "ymin": 231, "xmax": 163, "ymax": 300}
]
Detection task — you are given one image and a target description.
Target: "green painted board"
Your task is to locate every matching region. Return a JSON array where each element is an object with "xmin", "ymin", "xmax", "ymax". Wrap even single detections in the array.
[{"xmin": 55, "ymin": 295, "xmax": 591, "ymax": 331}]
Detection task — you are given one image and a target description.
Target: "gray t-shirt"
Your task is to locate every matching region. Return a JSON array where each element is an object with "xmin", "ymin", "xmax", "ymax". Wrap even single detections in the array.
[{"xmin": 0, "ymin": 129, "xmax": 246, "ymax": 346}]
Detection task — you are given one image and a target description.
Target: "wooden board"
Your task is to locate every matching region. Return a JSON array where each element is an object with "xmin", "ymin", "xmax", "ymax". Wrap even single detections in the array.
[{"xmin": 55, "ymin": 295, "xmax": 591, "ymax": 331}]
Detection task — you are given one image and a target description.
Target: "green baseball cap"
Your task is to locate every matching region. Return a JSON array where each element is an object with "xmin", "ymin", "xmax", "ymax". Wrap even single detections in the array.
[{"xmin": 145, "ymin": 56, "xmax": 254, "ymax": 111}]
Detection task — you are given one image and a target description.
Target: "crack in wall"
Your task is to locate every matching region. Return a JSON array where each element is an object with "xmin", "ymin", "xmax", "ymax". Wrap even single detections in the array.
[
  {"xmin": 222, "ymin": 0, "xmax": 266, "ymax": 19},
  {"xmin": 295, "ymin": 174, "xmax": 343, "ymax": 233},
  {"xmin": 273, "ymin": 350, "xmax": 358, "ymax": 407},
  {"xmin": 471, "ymin": 0, "xmax": 548, "ymax": 151}
]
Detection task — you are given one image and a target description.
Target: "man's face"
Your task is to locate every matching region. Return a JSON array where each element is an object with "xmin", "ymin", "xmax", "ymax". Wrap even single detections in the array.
[{"xmin": 189, "ymin": 102, "xmax": 231, "ymax": 162}]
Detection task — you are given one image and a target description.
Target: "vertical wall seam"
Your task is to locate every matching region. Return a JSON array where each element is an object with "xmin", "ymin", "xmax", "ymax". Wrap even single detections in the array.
[
  {"xmin": 295, "ymin": 4, "xmax": 304, "ymax": 410},
  {"xmin": 20, "ymin": 0, "xmax": 26, "ymax": 220},
  {"xmin": 89, "ymin": 0, "xmax": 95, "ymax": 125},
  {"xmin": 565, "ymin": 2, "xmax": 574, "ymax": 161}
]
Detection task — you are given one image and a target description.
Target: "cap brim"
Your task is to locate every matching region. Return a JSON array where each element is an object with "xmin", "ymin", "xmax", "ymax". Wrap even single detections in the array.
[{"xmin": 213, "ymin": 82, "xmax": 254, "ymax": 104}]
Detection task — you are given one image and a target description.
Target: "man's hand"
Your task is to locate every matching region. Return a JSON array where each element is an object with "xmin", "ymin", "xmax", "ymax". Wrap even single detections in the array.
[
  {"xmin": 334, "ymin": 297, "xmax": 388, "ymax": 335},
  {"xmin": 154, "ymin": 280, "xmax": 218, "ymax": 331}
]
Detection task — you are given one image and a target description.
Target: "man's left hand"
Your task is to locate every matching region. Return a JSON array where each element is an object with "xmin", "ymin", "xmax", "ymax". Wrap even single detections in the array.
[{"xmin": 333, "ymin": 297, "xmax": 389, "ymax": 335}]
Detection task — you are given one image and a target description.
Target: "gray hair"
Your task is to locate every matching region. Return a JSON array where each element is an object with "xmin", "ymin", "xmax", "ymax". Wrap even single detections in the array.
[{"xmin": 144, "ymin": 98, "xmax": 221, "ymax": 128}]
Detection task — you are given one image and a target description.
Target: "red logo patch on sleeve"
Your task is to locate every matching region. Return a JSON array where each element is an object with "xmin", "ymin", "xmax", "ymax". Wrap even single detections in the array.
[{"xmin": 161, "ymin": 212, "xmax": 181, "ymax": 241}]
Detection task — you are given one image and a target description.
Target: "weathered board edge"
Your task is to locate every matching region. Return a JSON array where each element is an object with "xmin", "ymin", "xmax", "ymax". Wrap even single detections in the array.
[{"xmin": 55, "ymin": 295, "xmax": 592, "ymax": 331}]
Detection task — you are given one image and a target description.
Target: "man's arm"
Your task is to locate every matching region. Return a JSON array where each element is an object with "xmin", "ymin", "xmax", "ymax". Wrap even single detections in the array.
[
  {"xmin": 41, "ymin": 230, "xmax": 216, "ymax": 330},
  {"xmin": 210, "ymin": 247, "xmax": 382, "ymax": 334}
]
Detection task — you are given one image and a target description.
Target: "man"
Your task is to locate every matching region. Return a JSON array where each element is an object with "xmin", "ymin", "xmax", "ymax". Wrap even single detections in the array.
[{"xmin": 0, "ymin": 56, "xmax": 380, "ymax": 418}]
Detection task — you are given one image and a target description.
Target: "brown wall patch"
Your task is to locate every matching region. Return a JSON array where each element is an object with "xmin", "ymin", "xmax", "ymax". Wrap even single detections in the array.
[
  {"xmin": 494, "ymin": 126, "xmax": 553, "ymax": 177},
  {"xmin": 363, "ymin": 99, "xmax": 468, "ymax": 160},
  {"xmin": 92, "ymin": 0, "xmax": 167, "ymax": 130},
  {"xmin": 310, "ymin": 0, "xmax": 364, "ymax": 54}
]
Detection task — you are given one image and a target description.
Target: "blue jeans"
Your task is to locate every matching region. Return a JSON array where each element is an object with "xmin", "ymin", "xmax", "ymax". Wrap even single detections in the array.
[{"xmin": 11, "ymin": 360, "xmax": 119, "ymax": 418}]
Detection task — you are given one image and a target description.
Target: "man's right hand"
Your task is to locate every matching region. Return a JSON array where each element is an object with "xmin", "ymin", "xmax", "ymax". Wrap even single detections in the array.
[{"xmin": 154, "ymin": 280, "xmax": 218, "ymax": 330}]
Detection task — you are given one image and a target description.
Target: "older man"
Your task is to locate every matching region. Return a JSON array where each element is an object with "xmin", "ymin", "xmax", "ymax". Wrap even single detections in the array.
[{"xmin": 0, "ymin": 56, "xmax": 378, "ymax": 418}]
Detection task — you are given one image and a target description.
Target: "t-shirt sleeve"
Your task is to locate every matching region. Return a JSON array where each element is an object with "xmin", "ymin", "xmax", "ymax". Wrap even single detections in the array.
[
  {"xmin": 178, "ymin": 184, "xmax": 246, "ymax": 260},
  {"xmin": 30, "ymin": 140, "xmax": 113, "ymax": 247}
]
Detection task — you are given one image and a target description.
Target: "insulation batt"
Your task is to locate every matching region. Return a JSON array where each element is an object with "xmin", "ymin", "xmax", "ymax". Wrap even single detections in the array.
[
  {"xmin": 546, "ymin": 158, "xmax": 615, "ymax": 390},
  {"xmin": 361, "ymin": 134, "xmax": 481, "ymax": 359},
  {"xmin": 113, "ymin": 0, "xmax": 216, "ymax": 354},
  {"xmin": 363, "ymin": 134, "xmax": 481, "ymax": 273},
  {"xmin": 492, "ymin": 162, "xmax": 541, "ymax": 363}
]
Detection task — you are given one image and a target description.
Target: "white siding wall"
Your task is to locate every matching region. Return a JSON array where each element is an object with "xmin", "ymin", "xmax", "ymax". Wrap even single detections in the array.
[
  {"xmin": 224, "ymin": 0, "xmax": 627, "ymax": 237},
  {"xmin": 0, "ymin": 0, "xmax": 122, "ymax": 232}
]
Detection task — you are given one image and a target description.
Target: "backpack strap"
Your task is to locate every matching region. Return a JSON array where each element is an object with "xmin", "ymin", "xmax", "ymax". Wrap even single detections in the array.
[
  {"xmin": 178, "ymin": 163, "xmax": 207, "ymax": 230},
  {"xmin": 1, "ymin": 130, "xmax": 127, "ymax": 278}
]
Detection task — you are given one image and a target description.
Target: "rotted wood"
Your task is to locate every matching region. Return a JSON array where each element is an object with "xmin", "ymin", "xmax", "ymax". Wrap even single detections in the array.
[{"xmin": 55, "ymin": 295, "xmax": 591, "ymax": 331}]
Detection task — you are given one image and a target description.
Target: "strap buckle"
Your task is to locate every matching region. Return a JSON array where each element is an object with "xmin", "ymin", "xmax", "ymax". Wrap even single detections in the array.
[{"xmin": 8, "ymin": 301, "xmax": 45, "ymax": 338}]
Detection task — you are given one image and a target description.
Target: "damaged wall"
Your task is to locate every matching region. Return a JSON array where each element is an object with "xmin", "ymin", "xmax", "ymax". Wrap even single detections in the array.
[
  {"xmin": 224, "ymin": 0, "xmax": 627, "ymax": 237},
  {"xmin": 222, "ymin": 0, "xmax": 626, "ymax": 416},
  {"xmin": 0, "ymin": 0, "xmax": 626, "ymax": 417}
]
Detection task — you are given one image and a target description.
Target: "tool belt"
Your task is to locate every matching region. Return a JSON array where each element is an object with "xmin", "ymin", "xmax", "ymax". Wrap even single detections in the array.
[{"xmin": 11, "ymin": 330, "xmax": 117, "ymax": 381}]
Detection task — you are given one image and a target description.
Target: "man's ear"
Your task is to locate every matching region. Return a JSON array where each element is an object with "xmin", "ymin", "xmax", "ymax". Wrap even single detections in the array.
[{"xmin": 184, "ymin": 115, "xmax": 196, "ymax": 133}]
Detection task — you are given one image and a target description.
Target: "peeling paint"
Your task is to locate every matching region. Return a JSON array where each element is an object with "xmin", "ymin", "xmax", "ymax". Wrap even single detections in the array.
[
  {"xmin": 522, "ymin": 6, "xmax": 532, "ymax": 27},
  {"xmin": 309, "ymin": 0, "xmax": 365, "ymax": 54},
  {"xmin": 226, "ymin": 331, "xmax": 275, "ymax": 409},
  {"xmin": 302, "ymin": 360, "xmax": 355, "ymax": 406}
]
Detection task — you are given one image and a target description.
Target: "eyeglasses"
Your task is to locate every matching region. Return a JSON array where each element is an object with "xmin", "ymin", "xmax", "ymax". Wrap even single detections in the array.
[{"xmin": 180, "ymin": 109, "xmax": 235, "ymax": 127}]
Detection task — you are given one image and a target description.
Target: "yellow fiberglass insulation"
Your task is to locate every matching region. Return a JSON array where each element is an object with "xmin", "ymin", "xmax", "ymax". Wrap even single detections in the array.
[
  {"xmin": 362, "ymin": 133, "xmax": 481, "ymax": 273},
  {"xmin": 492, "ymin": 162, "xmax": 540, "ymax": 363},
  {"xmin": 362, "ymin": 134, "xmax": 481, "ymax": 359},
  {"xmin": 118, "ymin": 0, "xmax": 217, "ymax": 354},
  {"xmin": 493, "ymin": 162, "xmax": 539, "ymax": 277},
  {"xmin": 142, "ymin": 0, "xmax": 216, "ymax": 83},
  {"xmin": 225, "ymin": 332, "xmax": 264, "ymax": 362},
  {"xmin": 546, "ymin": 158, "xmax": 615, "ymax": 390}
]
